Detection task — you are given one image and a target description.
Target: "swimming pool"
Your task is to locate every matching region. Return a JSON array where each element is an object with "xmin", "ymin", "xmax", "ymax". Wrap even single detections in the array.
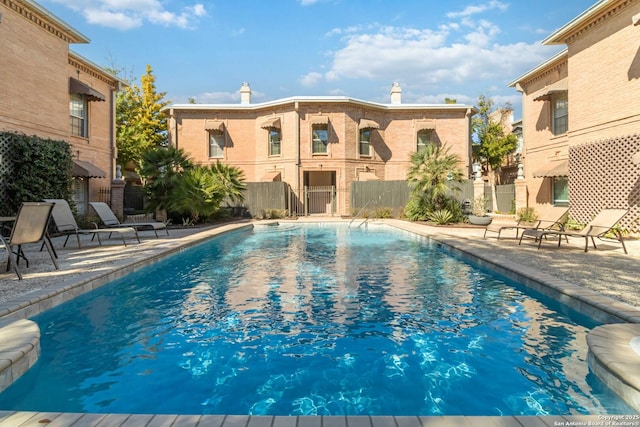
[{"xmin": 0, "ymin": 223, "xmax": 632, "ymax": 416}]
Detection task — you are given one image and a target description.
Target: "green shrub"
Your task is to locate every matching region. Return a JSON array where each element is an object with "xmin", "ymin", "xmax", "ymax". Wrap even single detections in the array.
[
  {"xmin": 258, "ymin": 209, "xmax": 288, "ymax": 219},
  {"xmin": 405, "ymin": 195, "xmax": 431, "ymax": 221},
  {"xmin": 2, "ymin": 132, "xmax": 73, "ymax": 215},
  {"xmin": 426, "ymin": 209, "xmax": 454, "ymax": 225},
  {"xmin": 517, "ymin": 207, "xmax": 538, "ymax": 223}
]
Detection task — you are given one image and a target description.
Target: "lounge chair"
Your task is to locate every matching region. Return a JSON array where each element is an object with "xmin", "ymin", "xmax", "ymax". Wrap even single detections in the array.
[
  {"xmin": 484, "ymin": 206, "xmax": 568, "ymax": 240},
  {"xmin": 44, "ymin": 199, "xmax": 139, "ymax": 248},
  {"xmin": 519, "ymin": 208, "xmax": 629, "ymax": 254},
  {"xmin": 0, "ymin": 202, "xmax": 59, "ymax": 280},
  {"xmin": 89, "ymin": 202, "xmax": 168, "ymax": 238}
]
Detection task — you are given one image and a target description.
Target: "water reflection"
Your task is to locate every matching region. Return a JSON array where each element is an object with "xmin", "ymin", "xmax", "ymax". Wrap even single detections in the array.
[{"xmin": 0, "ymin": 224, "xmax": 630, "ymax": 416}]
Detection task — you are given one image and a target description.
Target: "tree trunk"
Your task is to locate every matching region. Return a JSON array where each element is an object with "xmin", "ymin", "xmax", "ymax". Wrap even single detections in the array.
[{"xmin": 489, "ymin": 166, "xmax": 499, "ymax": 213}]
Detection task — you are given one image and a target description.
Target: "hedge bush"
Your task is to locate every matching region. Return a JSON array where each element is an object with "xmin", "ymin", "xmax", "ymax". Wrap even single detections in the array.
[{"xmin": 1, "ymin": 132, "xmax": 73, "ymax": 215}]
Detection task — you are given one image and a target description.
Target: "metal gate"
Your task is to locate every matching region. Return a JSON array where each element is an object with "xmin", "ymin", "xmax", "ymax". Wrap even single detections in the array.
[{"xmin": 304, "ymin": 185, "xmax": 336, "ymax": 215}]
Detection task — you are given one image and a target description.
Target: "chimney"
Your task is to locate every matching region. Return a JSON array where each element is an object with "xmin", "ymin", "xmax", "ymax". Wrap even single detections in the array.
[
  {"xmin": 240, "ymin": 82, "xmax": 251, "ymax": 104},
  {"xmin": 390, "ymin": 82, "xmax": 401, "ymax": 104}
]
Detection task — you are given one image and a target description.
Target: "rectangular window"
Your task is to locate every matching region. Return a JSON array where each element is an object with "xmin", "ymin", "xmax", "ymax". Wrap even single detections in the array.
[
  {"xmin": 269, "ymin": 129, "xmax": 281, "ymax": 156},
  {"xmin": 312, "ymin": 127, "xmax": 328, "ymax": 154},
  {"xmin": 553, "ymin": 176, "xmax": 569, "ymax": 207},
  {"xmin": 70, "ymin": 94, "xmax": 87, "ymax": 137},
  {"xmin": 417, "ymin": 130, "xmax": 433, "ymax": 151},
  {"xmin": 552, "ymin": 95, "xmax": 568, "ymax": 135},
  {"xmin": 209, "ymin": 132, "xmax": 224, "ymax": 158},
  {"xmin": 359, "ymin": 129, "xmax": 371, "ymax": 156}
]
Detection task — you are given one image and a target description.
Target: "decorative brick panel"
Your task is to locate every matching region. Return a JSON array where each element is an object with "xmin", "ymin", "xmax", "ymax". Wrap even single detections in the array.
[{"xmin": 569, "ymin": 133, "xmax": 640, "ymax": 233}]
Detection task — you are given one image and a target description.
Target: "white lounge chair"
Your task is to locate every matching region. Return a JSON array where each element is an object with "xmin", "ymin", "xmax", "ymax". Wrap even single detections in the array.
[
  {"xmin": 89, "ymin": 202, "xmax": 168, "ymax": 238},
  {"xmin": 44, "ymin": 199, "xmax": 139, "ymax": 248}
]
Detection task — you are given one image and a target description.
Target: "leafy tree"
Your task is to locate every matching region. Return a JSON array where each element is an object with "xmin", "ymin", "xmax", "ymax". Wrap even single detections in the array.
[
  {"xmin": 139, "ymin": 64, "xmax": 170, "ymax": 147},
  {"xmin": 472, "ymin": 94, "xmax": 519, "ymax": 212},
  {"xmin": 405, "ymin": 144, "xmax": 464, "ymax": 221},
  {"xmin": 116, "ymin": 64, "xmax": 170, "ymax": 169}
]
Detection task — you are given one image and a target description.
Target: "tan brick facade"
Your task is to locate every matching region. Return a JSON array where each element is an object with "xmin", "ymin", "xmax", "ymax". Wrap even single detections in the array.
[
  {"xmin": 166, "ymin": 87, "xmax": 474, "ymax": 215},
  {"xmin": 510, "ymin": 0, "xmax": 640, "ymax": 232},
  {"xmin": 0, "ymin": 0, "xmax": 122, "ymax": 215}
]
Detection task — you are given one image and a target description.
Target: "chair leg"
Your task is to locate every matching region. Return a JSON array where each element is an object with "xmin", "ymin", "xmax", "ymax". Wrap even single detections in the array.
[
  {"xmin": 42, "ymin": 238, "xmax": 59, "ymax": 270},
  {"xmin": 13, "ymin": 245, "xmax": 29, "ymax": 268},
  {"xmin": 47, "ymin": 234, "xmax": 58, "ymax": 259},
  {"xmin": 617, "ymin": 230, "xmax": 628, "ymax": 254},
  {"xmin": 6, "ymin": 245, "xmax": 22, "ymax": 280}
]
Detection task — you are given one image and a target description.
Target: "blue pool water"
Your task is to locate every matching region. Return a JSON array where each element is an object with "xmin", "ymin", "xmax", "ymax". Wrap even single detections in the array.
[{"xmin": 0, "ymin": 223, "xmax": 632, "ymax": 416}]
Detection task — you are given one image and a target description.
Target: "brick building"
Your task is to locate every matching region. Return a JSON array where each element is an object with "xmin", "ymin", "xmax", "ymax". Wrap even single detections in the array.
[
  {"xmin": 509, "ymin": 0, "xmax": 640, "ymax": 233},
  {"xmin": 0, "ymin": 0, "xmax": 124, "ymax": 215},
  {"xmin": 165, "ymin": 83, "xmax": 475, "ymax": 216}
]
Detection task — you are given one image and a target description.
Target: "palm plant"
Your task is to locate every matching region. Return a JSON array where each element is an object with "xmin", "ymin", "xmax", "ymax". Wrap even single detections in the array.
[
  {"xmin": 407, "ymin": 144, "xmax": 463, "ymax": 212},
  {"xmin": 167, "ymin": 166, "xmax": 225, "ymax": 223},
  {"xmin": 209, "ymin": 161, "xmax": 246, "ymax": 203},
  {"xmin": 138, "ymin": 146, "xmax": 194, "ymax": 213}
]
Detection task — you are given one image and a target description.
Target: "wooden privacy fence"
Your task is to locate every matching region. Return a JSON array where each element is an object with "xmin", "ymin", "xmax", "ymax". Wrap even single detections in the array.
[
  {"xmin": 351, "ymin": 181, "xmax": 411, "ymax": 217},
  {"xmin": 228, "ymin": 180, "xmax": 515, "ymax": 218},
  {"xmin": 228, "ymin": 182, "xmax": 289, "ymax": 217}
]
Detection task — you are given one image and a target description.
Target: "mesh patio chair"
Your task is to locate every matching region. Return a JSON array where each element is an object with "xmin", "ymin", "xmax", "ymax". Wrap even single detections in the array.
[
  {"xmin": 89, "ymin": 202, "xmax": 168, "ymax": 238},
  {"xmin": 519, "ymin": 208, "xmax": 629, "ymax": 254},
  {"xmin": 484, "ymin": 206, "xmax": 568, "ymax": 240},
  {"xmin": 0, "ymin": 202, "xmax": 59, "ymax": 280},
  {"xmin": 44, "ymin": 199, "xmax": 139, "ymax": 248}
]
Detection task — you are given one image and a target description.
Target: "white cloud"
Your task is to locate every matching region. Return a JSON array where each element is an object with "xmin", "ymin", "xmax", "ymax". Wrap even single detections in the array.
[
  {"xmin": 84, "ymin": 9, "xmax": 142, "ymax": 30},
  {"xmin": 446, "ymin": 1, "xmax": 509, "ymax": 19},
  {"xmin": 300, "ymin": 72, "xmax": 323, "ymax": 87},
  {"xmin": 316, "ymin": 18, "xmax": 552, "ymax": 97},
  {"xmin": 193, "ymin": 87, "xmax": 265, "ymax": 104},
  {"xmin": 232, "ymin": 27, "xmax": 246, "ymax": 37},
  {"xmin": 49, "ymin": 0, "xmax": 207, "ymax": 30}
]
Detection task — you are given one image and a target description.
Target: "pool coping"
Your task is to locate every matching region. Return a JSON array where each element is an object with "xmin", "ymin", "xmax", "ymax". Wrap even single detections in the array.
[{"xmin": 0, "ymin": 219, "xmax": 639, "ymax": 425}]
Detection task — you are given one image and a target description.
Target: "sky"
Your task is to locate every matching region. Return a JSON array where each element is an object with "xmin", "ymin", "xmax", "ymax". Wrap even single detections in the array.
[{"xmin": 40, "ymin": 0, "xmax": 596, "ymax": 118}]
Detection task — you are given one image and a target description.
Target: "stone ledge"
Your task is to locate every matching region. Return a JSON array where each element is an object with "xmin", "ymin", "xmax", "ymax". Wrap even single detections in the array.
[
  {"xmin": 0, "ymin": 319, "xmax": 40, "ymax": 393},
  {"xmin": 587, "ymin": 323, "xmax": 640, "ymax": 411}
]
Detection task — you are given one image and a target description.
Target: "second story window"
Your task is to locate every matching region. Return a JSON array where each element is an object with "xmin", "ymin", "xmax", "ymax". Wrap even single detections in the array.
[
  {"xmin": 359, "ymin": 129, "xmax": 371, "ymax": 156},
  {"xmin": 70, "ymin": 94, "xmax": 87, "ymax": 137},
  {"xmin": 269, "ymin": 129, "xmax": 281, "ymax": 156},
  {"xmin": 552, "ymin": 95, "xmax": 568, "ymax": 135},
  {"xmin": 312, "ymin": 126, "xmax": 328, "ymax": 154},
  {"xmin": 209, "ymin": 131, "xmax": 224, "ymax": 158},
  {"xmin": 417, "ymin": 129, "xmax": 434, "ymax": 151}
]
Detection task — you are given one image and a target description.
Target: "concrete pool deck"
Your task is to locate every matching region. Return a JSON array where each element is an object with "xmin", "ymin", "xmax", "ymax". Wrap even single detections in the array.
[{"xmin": 0, "ymin": 218, "xmax": 639, "ymax": 426}]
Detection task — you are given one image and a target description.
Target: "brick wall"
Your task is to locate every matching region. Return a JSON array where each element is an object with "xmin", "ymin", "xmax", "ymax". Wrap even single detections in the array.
[{"xmin": 169, "ymin": 101, "xmax": 473, "ymax": 215}]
